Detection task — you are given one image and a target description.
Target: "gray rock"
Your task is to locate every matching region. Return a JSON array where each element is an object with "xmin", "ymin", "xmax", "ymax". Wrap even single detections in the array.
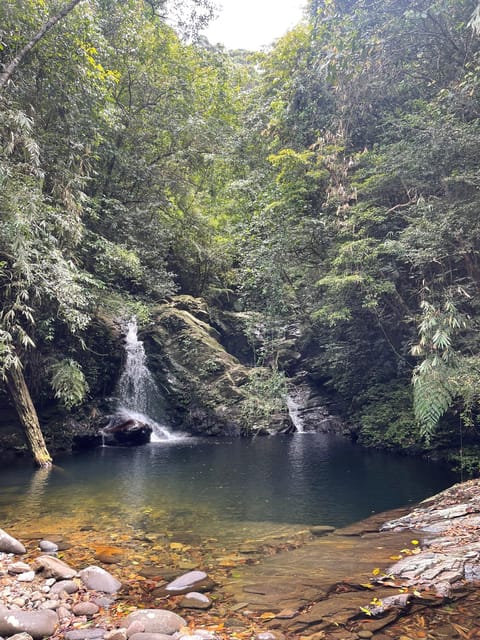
[
  {"xmin": 309, "ymin": 525, "xmax": 335, "ymax": 537},
  {"xmin": 104, "ymin": 631, "xmax": 128, "ymax": 640},
  {"xmin": 0, "ymin": 607, "xmax": 58, "ymax": 639},
  {"xmin": 33, "ymin": 556, "xmax": 77, "ymax": 579},
  {"xmin": 9, "ymin": 562, "xmax": 31, "ymax": 575},
  {"xmin": 179, "ymin": 592, "xmax": 212, "ymax": 609},
  {"xmin": 50, "ymin": 579, "xmax": 79, "ymax": 595},
  {"xmin": 8, "ymin": 634, "xmax": 34, "ymax": 640},
  {"xmin": 92, "ymin": 596, "xmax": 115, "ymax": 609},
  {"xmin": 56, "ymin": 606, "xmax": 71, "ymax": 623},
  {"xmin": 126, "ymin": 621, "xmax": 144, "ymax": 637},
  {"xmin": 129, "ymin": 635, "xmax": 178, "ymax": 640},
  {"xmin": 39, "ymin": 540, "xmax": 59, "ymax": 553},
  {"xmin": 17, "ymin": 571, "xmax": 35, "ymax": 582},
  {"xmin": 164, "ymin": 571, "xmax": 208, "ymax": 594},
  {"xmin": 72, "ymin": 602, "xmax": 100, "ymax": 617},
  {"xmin": 40, "ymin": 600, "xmax": 61, "ymax": 611},
  {"xmin": 123, "ymin": 610, "xmax": 186, "ymax": 635},
  {"xmin": 0, "ymin": 529, "xmax": 26, "ymax": 555},
  {"xmin": 79, "ymin": 566, "xmax": 122, "ymax": 594},
  {"xmin": 64, "ymin": 629, "xmax": 107, "ymax": 640}
]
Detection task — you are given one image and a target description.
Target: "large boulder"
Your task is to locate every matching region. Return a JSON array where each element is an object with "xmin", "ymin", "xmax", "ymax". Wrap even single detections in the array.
[
  {"xmin": 0, "ymin": 607, "xmax": 58, "ymax": 639},
  {"xmin": 102, "ymin": 416, "xmax": 152, "ymax": 446}
]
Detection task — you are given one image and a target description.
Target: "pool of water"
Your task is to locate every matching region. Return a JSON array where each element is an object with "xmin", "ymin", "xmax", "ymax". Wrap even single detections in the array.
[{"xmin": 0, "ymin": 434, "xmax": 457, "ymax": 548}]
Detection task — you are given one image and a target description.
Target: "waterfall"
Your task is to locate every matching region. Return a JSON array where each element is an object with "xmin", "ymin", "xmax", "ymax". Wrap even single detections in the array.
[
  {"xmin": 116, "ymin": 318, "xmax": 179, "ymax": 441},
  {"xmin": 286, "ymin": 393, "xmax": 305, "ymax": 433}
]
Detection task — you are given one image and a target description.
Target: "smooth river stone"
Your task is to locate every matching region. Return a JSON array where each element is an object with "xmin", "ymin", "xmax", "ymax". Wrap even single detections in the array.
[
  {"xmin": 72, "ymin": 602, "xmax": 100, "ymax": 617},
  {"xmin": 9, "ymin": 562, "xmax": 31, "ymax": 575},
  {"xmin": 50, "ymin": 579, "xmax": 79, "ymax": 595},
  {"xmin": 123, "ymin": 610, "xmax": 186, "ymax": 635},
  {"xmin": 33, "ymin": 556, "xmax": 77, "ymax": 579},
  {"xmin": 309, "ymin": 526, "xmax": 336, "ymax": 537},
  {"xmin": 179, "ymin": 592, "xmax": 212, "ymax": 609},
  {"xmin": 0, "ymin": 607, "xmax": 58, "ymax": 639},
  {"xmin": 39, "ymin": 540, "xmax": 59, "ymax": 553},
  {"xmin": 64, "ymin": 629, "xmax": 107, "ymax": 640},
  {"xmin": 164, "ymin": 570, "xmax": 208, "ymax": 594},
  {"xmin": 79, "ymin": 566, "xmax": 122, "ymax": 593},
  {"xmin": 0, "ymin": 529, "xmax": 26, "ymax": 555}
]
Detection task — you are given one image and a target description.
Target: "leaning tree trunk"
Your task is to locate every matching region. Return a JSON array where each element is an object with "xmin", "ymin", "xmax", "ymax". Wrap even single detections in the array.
[
  {"xmin": 5, "ymin": 364, "xmax": 52, "ymax": 467},
  {"xmin": 0, "ymin": 0, "xmax": 83, "ymax": 92}
]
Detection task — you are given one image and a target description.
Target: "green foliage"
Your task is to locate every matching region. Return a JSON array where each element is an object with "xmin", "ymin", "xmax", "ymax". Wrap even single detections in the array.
[
  {"xmin": 50, "ymin": 359, "xmax": 89, "ymax": 410},
  {"xmin": 240, "ymin": 367, "xmax": 288, "ymax": 434}
]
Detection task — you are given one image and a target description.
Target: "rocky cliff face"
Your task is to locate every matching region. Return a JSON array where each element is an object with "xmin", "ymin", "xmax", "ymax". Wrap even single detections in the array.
[{"xmin": 143, "ymin": 296, "xmax": 291, "ymax": 436}]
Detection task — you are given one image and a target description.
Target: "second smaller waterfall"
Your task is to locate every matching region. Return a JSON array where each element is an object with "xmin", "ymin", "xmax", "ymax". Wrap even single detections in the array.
[{"xmin": 115, "ymin": 319, "xmax": 180, "ymax": 441}]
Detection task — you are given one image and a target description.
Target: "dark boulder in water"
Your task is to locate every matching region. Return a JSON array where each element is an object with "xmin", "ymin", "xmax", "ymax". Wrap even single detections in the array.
[{"xmin": 102, "ymin": 415, "xmax": 152, "ymax": 446}]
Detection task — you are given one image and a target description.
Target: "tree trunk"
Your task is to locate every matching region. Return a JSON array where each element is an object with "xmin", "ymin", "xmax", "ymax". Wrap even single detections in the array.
[
  {"xmin": 0, "ymin": 0, "xmax": 83, "ymax": 92},
  {"xmin": 5, "ymin": 364, "xmax": 52, "ymax": 468}
]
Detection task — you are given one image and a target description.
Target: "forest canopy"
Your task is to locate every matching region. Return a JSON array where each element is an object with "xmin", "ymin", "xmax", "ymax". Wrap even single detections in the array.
[{"xmin": 1, "ymin": 0, "xmax": 480, "ymax": 469}]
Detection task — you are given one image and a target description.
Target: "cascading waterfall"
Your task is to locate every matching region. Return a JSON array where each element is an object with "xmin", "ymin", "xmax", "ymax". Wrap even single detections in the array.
[
  {"xmin": 116, "ymin": 318, "xmax": 179, "ymax": 441},
  {"xmin": 286, "ymin": 393, "xmax": 305, "ymax": 433}
]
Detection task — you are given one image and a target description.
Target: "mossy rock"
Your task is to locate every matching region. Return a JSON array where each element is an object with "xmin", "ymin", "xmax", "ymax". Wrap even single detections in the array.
[{"xmin": 143, "ymin": 298, "xmax": 290, "ymax": 436}]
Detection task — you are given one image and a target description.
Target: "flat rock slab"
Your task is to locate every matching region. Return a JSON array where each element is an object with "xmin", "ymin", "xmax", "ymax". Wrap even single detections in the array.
[
  {"xmin": 379, "ymin": 479, "xmax": 480, "ymax": 597},
  {"xmin": 223, "ymin": 521, "xmax": 414, "ymax": 635},
  {"xmin": 33, "ymin": 556, "xmax": 77, "ymax": 579},
  {"xmin": 286, "ymin": 589, "xmax": 400, "ymax": 634}
]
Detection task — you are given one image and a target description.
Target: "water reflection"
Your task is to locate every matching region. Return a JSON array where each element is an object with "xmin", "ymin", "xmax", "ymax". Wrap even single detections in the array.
[{"xmin": 0, "ymin": 434, "xmax": 458, "ymax": 542}]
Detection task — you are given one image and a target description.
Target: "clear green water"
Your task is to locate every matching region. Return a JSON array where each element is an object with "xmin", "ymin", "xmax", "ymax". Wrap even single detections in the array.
[{"xmin": 0, "ymin": 434, "xmax": 457, "ymax": 548}]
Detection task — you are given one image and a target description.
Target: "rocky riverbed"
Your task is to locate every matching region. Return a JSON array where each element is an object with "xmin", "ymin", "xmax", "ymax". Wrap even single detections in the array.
[{"xmin": 3, "ymin": 479, "xmax": 480, "ymax": 640}]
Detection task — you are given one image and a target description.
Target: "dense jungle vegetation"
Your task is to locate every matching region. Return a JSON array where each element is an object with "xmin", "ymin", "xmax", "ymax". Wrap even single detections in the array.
[{"xmin": 2, "ymin": 0, "xmax": 480, "ymax": 470}]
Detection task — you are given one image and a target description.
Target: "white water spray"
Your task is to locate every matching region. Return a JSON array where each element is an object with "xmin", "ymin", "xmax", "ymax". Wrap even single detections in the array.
[
  {"xmin": 116, "ymin": 319, "xmax": 181, "ymax": 441},
  {"xmin": 286, "ymin": 394, "xmax": 305, "ymax": 433}
]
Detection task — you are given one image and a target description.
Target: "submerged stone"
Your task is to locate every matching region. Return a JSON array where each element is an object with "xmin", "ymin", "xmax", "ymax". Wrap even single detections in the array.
[
  {"xmin": 179, "ymin": 592, "xmax": 212, "ymax": 609},
  {"xmin": 164, "ymin": 570, "xmax": 208, "ymax": 594},
  {"xmin": 310, "ymin": 526, "xmax": 335, "ymax": 537}
]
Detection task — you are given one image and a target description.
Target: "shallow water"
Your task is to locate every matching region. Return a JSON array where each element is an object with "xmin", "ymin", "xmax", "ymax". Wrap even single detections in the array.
[{"xmin": 0, "ymin": 434, "xmax": 457, "ymax": 549}]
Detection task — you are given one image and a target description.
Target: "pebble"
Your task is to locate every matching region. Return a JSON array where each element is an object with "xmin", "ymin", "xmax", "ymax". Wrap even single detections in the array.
[
  {"xmin": 50, "ymin": 579, "xmax": 79, "ymax": 595},
  {"xmin": 39, "ymin": 541, "xmax": 59, "ymax": 553},
  {"xmin": 104, "ymin": 630, "xmax": 128, "ymax": 640},
  {"xmin": 9, "ymin": 563, "xmax": 31, "ymax": 575},
  {"xmin": 39, "ymin": 600, "xmax": 60, "ymax": 610},
  {"xmin": 17, "ymin": 572, "xmax": 35, "ymax": 583},
  {"xmin": 72, "ymin": 602, "xmax": 100, "ymax": 617},
  {"xmin": 64, "ymin": 629, "xmax": 107, "ymax": 640},
  {"xmin": 357, "ymin": 632, "xmax": 373, "ymax": 639},
  {"xmin": 179, "ymin": 592, "xmax": 212, "ymax": 609}
]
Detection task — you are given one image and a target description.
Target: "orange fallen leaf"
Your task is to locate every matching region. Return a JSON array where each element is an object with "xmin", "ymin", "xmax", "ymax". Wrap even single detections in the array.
[{"xmin": 259, "ymin": 612, "xmax": 276, "ymax": 620}]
